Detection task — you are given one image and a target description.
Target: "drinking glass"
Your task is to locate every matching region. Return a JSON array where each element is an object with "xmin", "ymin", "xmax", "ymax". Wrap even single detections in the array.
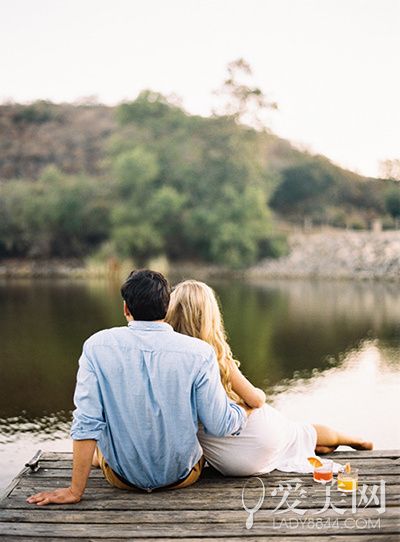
[
  {"xmin": 337, "ymin": 468, "xmax": 359, "ymax": 492},
  {"xmin": 313, "ymin": 459, "xmax": 333, "ymax": 484}
]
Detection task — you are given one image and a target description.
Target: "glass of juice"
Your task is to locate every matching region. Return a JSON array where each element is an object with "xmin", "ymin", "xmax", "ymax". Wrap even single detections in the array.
[
  {"xmin": 313, "ymin": 459, "xmax": 333, "ymax": 484},
  {"xmin": 337, "ymin": 468, "xmax": 358, "ymax": 492}
]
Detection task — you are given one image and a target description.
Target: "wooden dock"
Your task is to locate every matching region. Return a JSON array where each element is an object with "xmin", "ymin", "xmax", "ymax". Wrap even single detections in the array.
[{"xmin": 0, "ymin": 449, "xmax": 399, "ymax": 540}]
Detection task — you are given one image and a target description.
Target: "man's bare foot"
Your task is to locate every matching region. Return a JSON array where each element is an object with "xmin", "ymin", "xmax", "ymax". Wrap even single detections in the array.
[{"xmin": 351, "ymin": 440, "xmax": 373, "ymax": 451}]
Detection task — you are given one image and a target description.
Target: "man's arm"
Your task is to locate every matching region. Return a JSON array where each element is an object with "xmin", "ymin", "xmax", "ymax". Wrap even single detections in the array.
[
  {"xmin": 195, "ymin": 349, "xmax": 248, "ymax": 437},
  {"xmin": 27, "ymin": 440, "xmax": 96, "ymax": 505},
  {"xmin": 27, "ymin": 342, "xmax": 106, "ymax": 506}
]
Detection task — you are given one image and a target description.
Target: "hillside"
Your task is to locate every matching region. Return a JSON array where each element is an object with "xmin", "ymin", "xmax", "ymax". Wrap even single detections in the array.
[
  {"xmin": 0, "ymin": 101, "xmax": 115, "ymax": 179},
  {"xmin": 0, "ymin": 100, "xmax": 372, "ymax": 185},
  {"xmin": 0, "ymin": 96, "xmax": 398, "ymax": 268}
]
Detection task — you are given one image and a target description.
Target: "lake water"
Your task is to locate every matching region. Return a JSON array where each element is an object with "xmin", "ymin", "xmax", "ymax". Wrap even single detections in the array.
[{"xmin": 1, "ymin": 277, "xmax": 399, "ymax": 489}]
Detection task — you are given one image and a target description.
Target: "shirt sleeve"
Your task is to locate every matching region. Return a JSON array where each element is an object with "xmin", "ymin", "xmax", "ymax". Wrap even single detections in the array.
[
  {"xmin": 70, "ymin": 342, "xmax": 106, "ymax": 441},
  {"xmin": 195, "ymin": 349, "xmax": 247, "ymax": 437}
]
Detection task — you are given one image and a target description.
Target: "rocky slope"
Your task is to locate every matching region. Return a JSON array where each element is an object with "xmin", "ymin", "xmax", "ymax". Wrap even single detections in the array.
[{"xmin": 250, "ymin": 231, "xmax": 400, "ymax": 280}]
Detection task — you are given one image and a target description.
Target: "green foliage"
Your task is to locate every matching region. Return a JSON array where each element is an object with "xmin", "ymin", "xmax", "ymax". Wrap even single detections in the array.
[
  {"xmin": 109, "ymin": 93, "xmax": 276, "ymax": 268},
  {"xmin": 347, "ymin": 214, "xmax": 367, "ymax": 230},
  {"xmin": 117, "ymin": 91, "xmax": 187, "ymax": 135},
  {"xmin": 0, "ymin": 170, "xmax": 110, "ymax": 257},
  {"xmin": 215, "ymin": 58, "xmax": 278, "ymax": 128},
  {"xmin": 207, "ymin": 185, "xmax": 271, "ymax": 268},
  {"xmin": 40, "ymin": 165, "xmax": 64, "ymax": 184},
  {"xmin": 12, "ymin": 101, "xmax": 58, "ymax": 124},
  {"xmin": 270, "ymin": 156, "xmax": 384, "ymax": 225},
  {"xmin": 270, "ymin": 160, "xmax": 336, "ymax": 214},
  {"xmin": 258, "ymin": 234, "xmax": 289, "ymax": 259},
  {"xmin": 112, "ymin": 147, "xmax": 159, "ymax": 196},
  {"xmin": 384, "ymin": 185, "xmax": 400, "ymax": 218},
  {"xmin": 0, "ymin": 83, "xmax": 393, "ymax": 268},
  {"xmin": 110, "ymin": 147, "xmax": 186, "ymax": 264}
]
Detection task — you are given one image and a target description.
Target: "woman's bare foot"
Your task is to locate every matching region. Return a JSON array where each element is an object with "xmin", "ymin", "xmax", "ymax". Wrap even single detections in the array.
[
  {"xmin": 313, "ymin": 424, "xmax": 374, "ymax": 453},
  {"xmin": 350, "ymin": 440, "xmax": 373, "ymax": 451},
  {"xmin": 315, "ymin": 445, "xmax": 337, "ymax": 454}
]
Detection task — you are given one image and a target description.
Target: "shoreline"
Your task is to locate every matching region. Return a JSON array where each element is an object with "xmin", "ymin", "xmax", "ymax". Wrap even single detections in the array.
[{"xmin": 1, "ymin": 230, "xmax": 399, "ymax": 282}]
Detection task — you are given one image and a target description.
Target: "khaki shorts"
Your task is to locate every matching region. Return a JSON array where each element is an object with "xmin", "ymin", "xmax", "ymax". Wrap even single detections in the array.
[{"xmin": 96, "ymin": 446, "xmax": 205, "ymax": 491}]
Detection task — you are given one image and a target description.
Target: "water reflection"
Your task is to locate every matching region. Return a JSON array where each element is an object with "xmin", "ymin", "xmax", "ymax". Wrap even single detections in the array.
[
  {"xmin": 215, "ymin": 279, "xmax": 400, "ymax": 390},
  {"xmin": 273, "ymin": 341, "xmax": 400, "ymax": 450},
  {"xmin": 0, "ymin": 279, "xmax": 125, "ymax": 418},
  {"xmin": 0, "ymin": 278, "xmax": 399, "ymax": 488},
  {"xmin": 0, "ymin": 412, "xmax": 71, "ymax": 444}
]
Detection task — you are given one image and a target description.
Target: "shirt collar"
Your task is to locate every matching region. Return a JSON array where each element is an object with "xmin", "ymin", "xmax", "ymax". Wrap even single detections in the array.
[{"xmin": 128, "ymin": 321, "xmax": 173, "ymax": 332}]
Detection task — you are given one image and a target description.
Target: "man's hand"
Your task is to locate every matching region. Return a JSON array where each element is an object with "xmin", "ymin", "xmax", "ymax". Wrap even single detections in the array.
[
  {"xmin": 27, "ymin": 439, "xmax": 97, "ymax": 506},
  {"xmin": 27, "ymin": 487, "xmax": 82, "ymax": 506}
]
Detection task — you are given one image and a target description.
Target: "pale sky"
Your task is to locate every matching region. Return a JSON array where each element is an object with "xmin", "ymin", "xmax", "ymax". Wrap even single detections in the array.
[{"xmin": 1, "ymin": 0, "xmax": 399, "ymax": 177}]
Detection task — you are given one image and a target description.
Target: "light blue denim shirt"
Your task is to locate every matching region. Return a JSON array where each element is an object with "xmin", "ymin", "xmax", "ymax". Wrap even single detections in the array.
[{"xmin": 70, "ymin": 321, "xmax": 246, "ymax": 490}]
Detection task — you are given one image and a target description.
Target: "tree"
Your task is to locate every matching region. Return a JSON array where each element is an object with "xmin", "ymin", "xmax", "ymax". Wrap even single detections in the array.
[
  {"xmin": 110, "ymin": 147, "xmax": 185, "ymax": 265},
  {"xmin": 110, "ymin": 147, "xmax": 160, "ymax": 263},
  {"xmin": 0, "ymin": 169, "xmax": 111, "ymax": 257},
  {"xmin": 111, "ymin": 92, "xmax": 278, "ymax": 267},
  {"xmin": 385, "ymin": 185, "xmax": 400, "ymax": 219},
  {"xmin": 270, "ymin": 160, "xmax": 335, "ymax": 217},
  {"xmin": 213, "ymin": 58, "xmax": 277, "ymax": 129},
  {"xmin": 379, "ymin": 159, "xmax": 400, "ymax": 181}
]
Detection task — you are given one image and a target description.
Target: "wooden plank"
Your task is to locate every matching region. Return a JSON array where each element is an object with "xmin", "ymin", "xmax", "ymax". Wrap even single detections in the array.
[
  {"xmin": 39, "ymin": 449, "xmax": 400, "ymax": 461},
  {"xmin": 2, "ymin": 450, "xmax": 399, "ymax": 541},
  {"xmin": 11, "ymin": 486, "xmax": 400, "ymax": 506},
  {"xmin": 0, "ymin": 476, "xmax": 21, "ymax": 502},
  {"xmin": 323, "ymin": 450, "xmax": 400, "ymax": 459},
  {"xmin": 11, "ymin": 475, "xmax": 400, "ymax": 497},
  {"xmin": 35, "ymin": 456, "xmax": 400, "ymax": 469},
  {"xmin": 10, "ymin": 481, "xmax": 400, "ymax": 498},
  {"xmin": 0, "ymin": 449, "xmax": 44, "ymax": 501},
  {"xmin": 24, "ymin": 460, "xmax": 400, "ymax": 476},
  {"xmin": 18, "ymin": 467, "xmax": 400, "ymax": 484},
  {"xmin": 5, "ymin": 537, "xmax": 399, "ymax": 542},
  {"xmin": 4, "ymin": 493, "xmax": 399, "ymax": 512},
  {"xmin": 13, "ymin": 479, "xmax": 400, "ymax": 496},
  {"xmin": 1, "ymin": 518, "xmax": 399, "ymax": 538},
  {"xmin": 18, "ymin": 471, "xmax": 400, "ymax": 483},
  {"xmin": 14, "ymin": 472, "xmax": 400, "ymax": 485},
  {"xmin": 0, "ymin": 507, "xmax": 398, "ymax": 524},
  {"xmin": 0, "ymin": 465, "xmax": 27, "ymax": 501}
]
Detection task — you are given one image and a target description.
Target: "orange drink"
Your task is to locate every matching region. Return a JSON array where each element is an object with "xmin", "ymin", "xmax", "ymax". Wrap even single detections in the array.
[
  {"xmin": 337, "ymin": 468, "xmax": 358, "ymax": 492},
  {"xmin": 313, "ymin": 459, "xmax": 333, "ymax": 484}
]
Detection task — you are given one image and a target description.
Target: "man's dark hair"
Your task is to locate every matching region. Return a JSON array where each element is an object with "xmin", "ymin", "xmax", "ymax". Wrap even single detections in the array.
[{"xmin": 121, "ymin": 269, "xmax": 171, "ymax": 321}]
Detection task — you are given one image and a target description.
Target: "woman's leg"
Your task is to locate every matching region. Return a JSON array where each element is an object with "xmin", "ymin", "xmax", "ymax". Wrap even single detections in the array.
[{"xmin": 313, "ymin": 424, "xmax": 373, "ymax": 454}]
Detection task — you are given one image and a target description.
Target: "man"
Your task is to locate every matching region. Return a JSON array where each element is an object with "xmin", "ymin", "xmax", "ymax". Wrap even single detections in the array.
[{"xmin": 27, "ymin": 269, "xmax": 248, "ymax": 505}]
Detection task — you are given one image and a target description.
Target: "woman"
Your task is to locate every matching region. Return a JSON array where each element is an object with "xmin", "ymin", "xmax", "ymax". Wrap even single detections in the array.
[{"xmin": 166, "ymin": 280, "xmax": 373, "ymax": 476}]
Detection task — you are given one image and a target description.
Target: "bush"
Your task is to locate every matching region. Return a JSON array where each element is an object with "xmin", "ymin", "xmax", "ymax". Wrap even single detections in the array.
[
  {"xmin": 257, "ymin": 234, "xmax": 289, "ymax": 259},
  {"xmin": 12, "ymin": 101, "xmax": 58, "ymax": 124},
  {"xmin": 0, "ymin": 171, "xmax": 112, "ymax": 258},
  {"xmin": 385, "ymin": 186, "xmax": 400, "ymax": 219}
]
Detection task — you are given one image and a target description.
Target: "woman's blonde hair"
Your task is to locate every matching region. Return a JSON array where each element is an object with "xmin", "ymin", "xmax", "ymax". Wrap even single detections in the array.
[{"xmin": 166, "ymin": 280, "xmax": 242, "ymax": 404}]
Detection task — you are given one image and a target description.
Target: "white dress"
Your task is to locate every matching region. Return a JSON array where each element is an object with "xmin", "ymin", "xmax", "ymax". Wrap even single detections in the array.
[{"xmin": 198, "ymin": 403, "xmax": 341, "ymax": 476}]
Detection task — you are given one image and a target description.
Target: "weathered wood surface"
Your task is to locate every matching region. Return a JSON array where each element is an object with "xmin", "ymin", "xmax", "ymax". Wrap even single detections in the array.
[{"xmin": 0, "ymin": 450, "xmax": 399, "ymax": 540}]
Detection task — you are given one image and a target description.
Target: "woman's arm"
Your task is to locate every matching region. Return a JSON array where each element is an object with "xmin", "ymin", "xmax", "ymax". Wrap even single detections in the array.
[{"xmin": 229, "ymin": 360, "xmax": 266, "ymax": 408}]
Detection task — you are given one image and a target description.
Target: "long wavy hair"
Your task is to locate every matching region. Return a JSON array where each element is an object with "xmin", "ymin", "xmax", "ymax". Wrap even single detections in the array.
[{"xmin": 166, "ymin": 280, "xmax": 243, "ymax": 404}]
